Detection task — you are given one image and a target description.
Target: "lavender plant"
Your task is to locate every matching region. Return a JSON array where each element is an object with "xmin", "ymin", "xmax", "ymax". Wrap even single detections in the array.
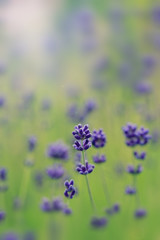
[
  {"xmin": 72, "ymin": 124, "xmax": 107, "ymax": 228},
  {"xmin": 122, "ymin": 122, "xmax": 151, "ymax": 218}
]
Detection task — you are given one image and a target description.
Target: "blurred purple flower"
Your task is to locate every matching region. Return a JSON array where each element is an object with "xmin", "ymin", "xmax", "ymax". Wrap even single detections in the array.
[
  {"xmin": 0, "ymin": 211, "xmax": 5, "ymax": 222},
  {"xmin": 135, "ymin": 208, "xmax": 147, "ymax": 218},
  {"xmin": 91, "ymin": 216, "xmax": 107, "ymax": 228},
  {"xmin": 46, "ymin": 164, "xmax": 64, "ymax": 179},
  {"xmin": 92, "ymin": 129, "xmax": 106, "ymax": 148},
  {"xmin": 0, "ymin": 168, "xmax": 7, "ymax": 181},
  {"xmin": 92, "ymin": 154, "xmax": 106, "ymax": 164},
  {"xmin": 28, "ymin": 136, "xmax": 37, "ymax": 152},
  {"xmin": 125, "ymin": 186, "xmax": 136, "ymax": 195},
  {"xmin": 127, "ymin": 165, "xmax": 143, "ymax": 175},
  {"xmin": 134, "ymin": 151, "xmax": 146, "ymax": 160},
  {"xmin": 47, "ymin": 142, "xmax": 69, "ymax": 160}
]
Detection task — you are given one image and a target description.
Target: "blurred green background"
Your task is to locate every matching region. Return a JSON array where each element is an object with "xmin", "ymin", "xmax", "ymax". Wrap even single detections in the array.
[{"xmin": 0, "ymin": 0, "xmax": 160, "ymax": 239}]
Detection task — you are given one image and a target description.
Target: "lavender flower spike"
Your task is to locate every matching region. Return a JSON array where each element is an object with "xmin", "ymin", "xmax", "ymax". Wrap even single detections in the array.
[
  {"xmin": 135, "ymin": 208, "xmax": 147, "ymax": 218},
  {"xmin": 92, "ymin": 129, "xmax": 106, "ymax": 148},
  {"xmin": 46, "ymin": 164, "xmax": 64, "ymax": 179},
  {"xmin": 92, "ymin": 154, "xmax": 106, "ymax": 164},
  {"xmin": 72, "ymin": 124, "xmax": 92, "ymax": 140},
  {"xmin": 76, "ymin": 160, "xmax": 95, "ymax": 175},
  {"xmin": 28, "ymin": 136, "xmax": 37, "ymax": 152},
  {"xmin": 72, "ymin": 124, "xmax": 92, "ymax": 151},
  {"xmin": 0, "ymin": 211, "xmax": 5, "ymax": 221},
  {"xmin": 125, "ymin": 186, "xmax": 136, "ymax": 195},
  {"xmin": 127, "ymin": 165, "xmax": 143, "ymax": 175},
  {"xmin": 40, "ymin": 198, "xmax": 52, "ymax": 212},
  {"xmin": 91, "ymin": 216, "xmax": 107, "ymax": 228},
  {"xmin": 134, "ymin": 151, "xmax": 146, "ymax": 160},
  {"xmin": 0, "ymin": 168, "xmax": 7, "ymax": 181},
  {"xmin": 47, "ymin": 142, "xmax": 69, "ymax": 160},
  {"xmin": 64, "ymin": 179, "xmax": 76, "ymax": 199}
]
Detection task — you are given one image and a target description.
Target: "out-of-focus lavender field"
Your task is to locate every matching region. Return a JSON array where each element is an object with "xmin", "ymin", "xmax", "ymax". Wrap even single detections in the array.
[{"xmin": 0, "ymin": 0, "xmax": 160, "ymax": 239}]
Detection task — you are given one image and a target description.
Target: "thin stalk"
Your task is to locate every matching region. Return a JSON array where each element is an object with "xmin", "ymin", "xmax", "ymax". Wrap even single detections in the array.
[{"xmin": 81, "ymin": 151, "xmax": 96, "ymax": 214}]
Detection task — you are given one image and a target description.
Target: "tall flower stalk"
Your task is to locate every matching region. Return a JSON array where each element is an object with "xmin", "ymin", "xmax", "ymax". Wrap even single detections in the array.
[
  {"xmin": 73, "ymin": 124, "xmax": 107, "ymax": 228},
  {"xmin": 122, "ymin": 122, "xmax": 151, "ymax": 218}
]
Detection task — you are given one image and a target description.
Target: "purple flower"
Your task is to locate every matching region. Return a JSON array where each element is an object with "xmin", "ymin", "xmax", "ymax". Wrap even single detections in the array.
[
  {"xmin": 135, "ymin": 208, "xmax": 147, "ymax": 218},
  {"xmin": 0, "ymin": 168, "xmax": 7, "ymax": 181},
  {"xmin": 122, "ymin": 123, "xmax": 139, "ymax": 147},
  {"xmin": 67, "ymin": 104, "xmax": 86, "ymax": 122},
  {"xmin": 122, "ymin": 123, "xmax": 151, "ymax": 147},
  {"xmin": 125, "ymin": 186, "xmax": 136, "ymax": 195},
  {"xmin": 135, "ymin": 81, "xmax": 152, "ymax": 95},
  {"xmin": 40, "ymin": 198, "xmax": 52, "ymax": 212},
  {"xmin": 92, "ymin": 154, "xmax": 106, "ymax": 164},
  {"xmin": 152, "ymin": 6, "xmax": 160, "ymax": 24},
  {"xmin": 46, "ymin": 164, "xmax": 64, "ymax": 179},
  {"xmin": 137, "ymin": 127, "xmax": 151, "ymax": 146},
  {"xmin": 127, "ymin": 165, "xmax": 143, "ymax": 175},
  {"xmin": 2, "ymin": 233, "xmax": 18, "ymax": 240},
  {"xmin": 72, "ymin": 124, "xmax": 92, "ymax": 151},
  {"xmin": 72, "ymin": 124, "xmax": 92, "ymax": 140},
  {"xmin": 106, "ymin": 203, "xmax": 120, "ymax": 215},
  {"xmin": 62, "ymin": 205, "xmax": 72, "ymax": 215},
  {"xmin": 76, "ymin": 160, "xmax": 95, "ymax": 175},
  {"xmin": 134, "ymin": 151, "xmax": 146, "ymax": 160},
  {"xmin": 91, "ymin": 216, "xmax": 107, "ymax": 228},
  {"xmin": 52, "ymin": 197, "xmax": 64, "ymax": 211},
  {"xmin": 0, "ymin": 96, "xmax": 5, "ymax": 107},
  {"xmin": 84, "ymin": 99, "xmax": 97, "ymax": 114},
  {"xmin": 92, "ymin": 129, "xmax": 106, "ymax": 148},
  {"xmin": 28, "ymin": 136, "xmax": 37, "ymax": 152},
  {"xmin": 73, "ymin": 139, "xmax": 92, "ymax": 151},
  {"xmin": 47, "ymin": 142, "xmax": 69, "ymax": 160},
  {"xmin": 64, "ymin": 179, "xmax": 76, "ymax": 199},
  {"xmin": 113, "ymin": 203, "xmax": 120, "ymax": 213},
  {"xmin": 40, "ymin": 197, "xmax": 64, "ymax": 212},
  {"xmin": 0, "ymin": 211, "xmax": 5, "ymax": 221},
  {"xmin": 34, "ymin": 171, "xmax": 43, "ymax": 187}
]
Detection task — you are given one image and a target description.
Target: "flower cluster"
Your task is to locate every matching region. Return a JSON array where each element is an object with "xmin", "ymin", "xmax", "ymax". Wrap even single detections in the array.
[
  {"xmin": 91, "ymin": 216, "xmax": 107, "ymax": 228},
  {"xmin": 0, "ymin": 168, "xmax": 7, "ymax": 181},
  {"xmin": 92, "ymin": 129, "xmax": 106, "ymax": 148},
  {"xmin": 134, "ymin": 151, "xmax": 146, "ymax": 160},
  {"xmin": 41, "ymin": 197, "xmax": 71, "ymax": 215},
  {"xmin": 47, "ymin": 142, "xmax": 69, "ymax": 160},
  {"xmin": 46, "ymin": 164, "xmax": 64, "ymax": 179},
  {"xmin": 64, "ymin": 179, "xmax": 76, "ymax": 199},
  {"xmin": 106, "ymin": 203, "xmax": 120, "ymax": 215},
  {"xmin": 72, "ymin": 124, "xmax": 92, "ymax": 151},
  {"xmin": 123, "ymin": 122, "xmax": 150, "ymax": 219},
  {"xmin": 28, "ymin": 136, "xmax": 37, "ymax": 152},
  {"xmin": 92, "ymin": 154, "xmax": 106, "ymax": 164},
  {"xmin": 134, "ymin": 208, "xmax": 147, "ymax": 218},
  {"xmin": 0, "ymin": 211, "xmax": 5, "ymax": 222},
  {"xmin": 76, "ymin": 160, "xmax": 95, "ymax": 175},
  {"xmin": 125, "ymin": 186, "xmax": 136, "ymax": 195},
  {"xmin": 67, "ymin": 100, "xmax": 96, "ymax": 123},
  {"xmin": 126, "ymin": 165, "xmax": 143, "ymax": 175},
  {"xmin": 122, "ymin": 123, "xmax": 151, "ymax": 147}
]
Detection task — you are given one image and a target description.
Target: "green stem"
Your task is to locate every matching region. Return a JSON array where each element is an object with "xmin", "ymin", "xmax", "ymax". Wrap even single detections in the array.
[
  {"xmin": 85, "ymin": 174, "xmax": 96, "ymax": 213},
  {"xmin": 81, "ymin": 151, "xmax": 96, "ymax": 214}
]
